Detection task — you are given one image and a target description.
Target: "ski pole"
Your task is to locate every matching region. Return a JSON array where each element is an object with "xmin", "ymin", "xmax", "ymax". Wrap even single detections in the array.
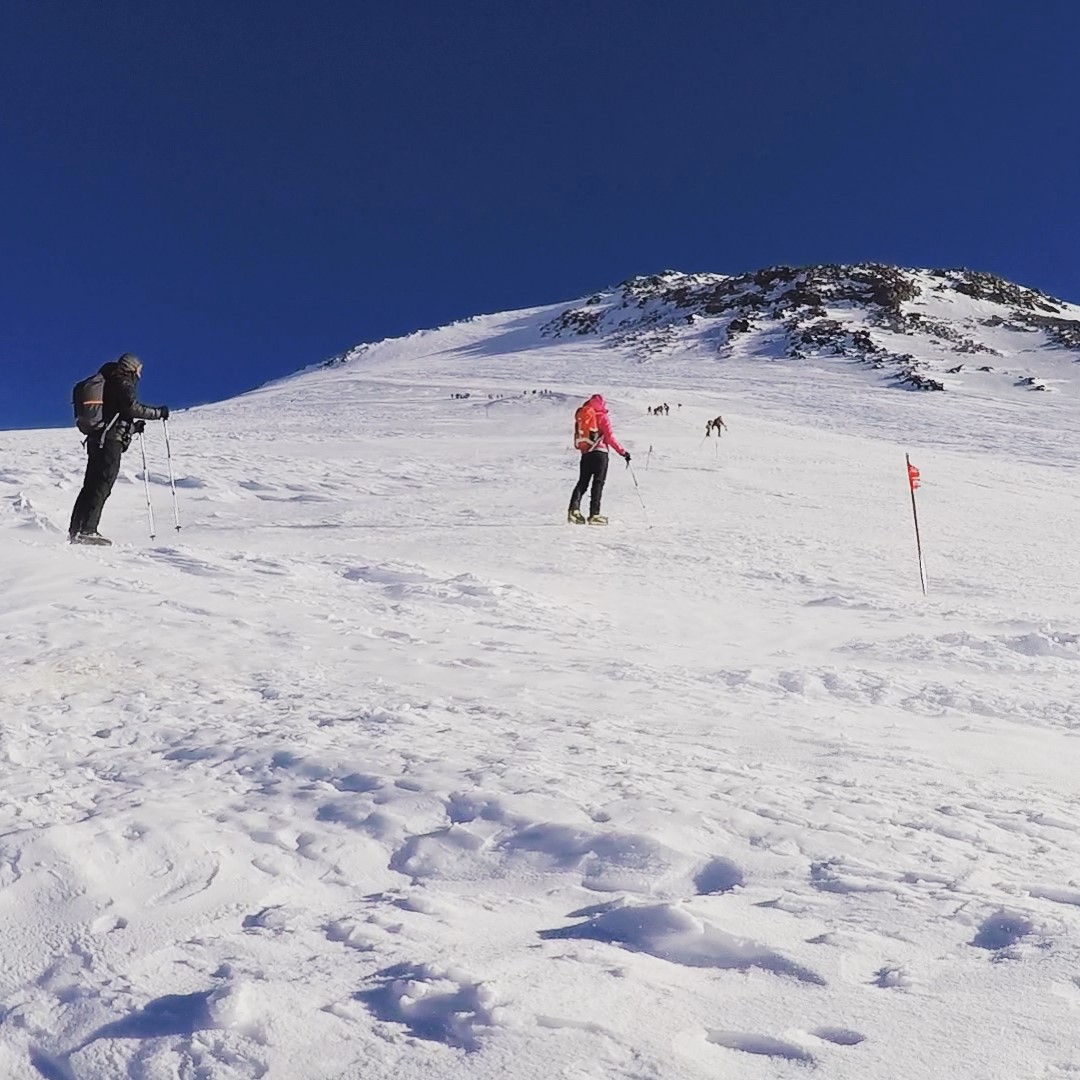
[
  {"xmin": 627, "ymin": 462, "xmax": 652, "ymax": 529},
  {"xmin": 645, "ymin": 444, "xmax": 653, "ymax": 471},
  {"xmin": 162, "ymin": 418, "xmax": 182, "ymax": 533},
  {"xmin": 138, "ymin": 431, "xmax": 156, "ymax": 540}
]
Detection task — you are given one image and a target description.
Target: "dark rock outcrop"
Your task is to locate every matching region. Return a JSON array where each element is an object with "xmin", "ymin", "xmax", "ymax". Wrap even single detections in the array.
[{"xmin": 541, "ymin": 262, "xmax": 1079, "ymax": 395}]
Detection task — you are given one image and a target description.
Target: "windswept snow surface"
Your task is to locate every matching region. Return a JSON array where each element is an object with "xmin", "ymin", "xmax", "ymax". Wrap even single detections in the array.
[{"xmin": 4, "ymin": 304, "xmax": 1080, "ymax": 1078}]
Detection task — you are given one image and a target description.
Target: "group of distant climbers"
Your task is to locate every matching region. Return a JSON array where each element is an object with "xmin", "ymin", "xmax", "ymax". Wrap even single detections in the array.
[{"xmin": 451, "ymin": 389, "xmax": 556, "ymax": 400}]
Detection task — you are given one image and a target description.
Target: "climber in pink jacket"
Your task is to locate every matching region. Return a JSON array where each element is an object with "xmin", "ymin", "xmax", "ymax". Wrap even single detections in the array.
[{"xmin": 568, "ymin": 395, "xmax": 629, "ymax": 525}]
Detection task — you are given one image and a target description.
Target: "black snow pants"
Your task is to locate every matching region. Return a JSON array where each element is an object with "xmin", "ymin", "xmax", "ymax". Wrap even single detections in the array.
[
  {"xmin": 569, "ymin": 450, "xmax": 609, "ymax": 518},
  {"xmin": 69, "ymin": 437, "xmax": 124, "ymax": 537}
]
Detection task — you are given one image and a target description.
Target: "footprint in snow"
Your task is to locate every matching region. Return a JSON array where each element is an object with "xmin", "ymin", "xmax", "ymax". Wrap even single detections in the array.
[
  {"xmin": 972, "ymin": 910, "xmax": 1034, "ymax": 951},
  {"xmin": 255, "ymin": 491, "xmax": 333, "ymax": 502},
  {"xmin": 148, "ymin": 548, "xmax": 225, "ymax": 577},
  {"xmin": 355, "ymin": 961, "xmax": 507, "ymax": 1051},
  {"xmin": 374, "ymin": 628, "xmax": 421, "ymax": 644},
  {"xmin": 872, "ymin": 966, "xmax": 914, "ymax": 989},
  {"xmin": 242, "ymin": 905, "xmax": 310, "ymax": 933},
  {"xmin": 90, "ymin": 913, "xmax": 128, "ymax": 934},
  {"xmin": 812, "ymin": 1026, "xmax": 866, "ymax": 1046},
  {"xmin": 693, "ymin": 856, "xmax": 744, "ymax": 895},
  {"xmin": 706, "ymin": 1030, "xmax": 814, "ymax": 1064}
]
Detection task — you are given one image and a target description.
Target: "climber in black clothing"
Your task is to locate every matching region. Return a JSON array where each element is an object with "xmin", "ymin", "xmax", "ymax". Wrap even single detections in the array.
[{"xmin": 69, "ymin": 354, "xmax": 169, "ymax": 545}]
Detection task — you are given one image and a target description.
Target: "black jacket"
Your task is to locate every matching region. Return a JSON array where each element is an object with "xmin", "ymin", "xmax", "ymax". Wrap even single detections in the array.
[{"xmin": 100, "ymin": 362, "xmax": 164, "ymax": 446}]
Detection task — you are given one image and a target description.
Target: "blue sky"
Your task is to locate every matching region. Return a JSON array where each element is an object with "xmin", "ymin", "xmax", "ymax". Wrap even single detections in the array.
[{"xmin": 2, "ymin": 0, "xmax": 1078, "ymax": 428}]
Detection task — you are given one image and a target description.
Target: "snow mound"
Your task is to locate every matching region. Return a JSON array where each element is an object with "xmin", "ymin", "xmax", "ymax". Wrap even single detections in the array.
[
  {"xmin": 4, "ymin": 491, "xmax": 59, "ymax": 532},
  {"xmin": 540, "ymin": 901, "xmax": 824, "ymax": 984}
]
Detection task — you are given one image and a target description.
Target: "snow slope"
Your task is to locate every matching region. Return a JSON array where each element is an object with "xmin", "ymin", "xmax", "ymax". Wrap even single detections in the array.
[{"xmin": 4, "ymin": 275, "xmax": 1080, "ymax": 1078}]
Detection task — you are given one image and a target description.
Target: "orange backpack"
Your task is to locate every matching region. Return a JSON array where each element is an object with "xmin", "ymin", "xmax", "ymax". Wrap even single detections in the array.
[{"xmin": 574, "ymin": 402, "xmax": 601, "ymax": 451}]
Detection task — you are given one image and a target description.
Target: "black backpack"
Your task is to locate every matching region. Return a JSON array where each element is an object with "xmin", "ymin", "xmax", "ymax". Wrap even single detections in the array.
[{"xmin": 73, "ymin": 373, "xmax": 106, "ymax": 436}]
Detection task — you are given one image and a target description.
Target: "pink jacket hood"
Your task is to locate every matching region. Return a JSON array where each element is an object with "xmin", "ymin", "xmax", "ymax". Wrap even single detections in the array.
[{"xmin": 579, "ymin": 395, "xmax": 625, "ymax": 456}]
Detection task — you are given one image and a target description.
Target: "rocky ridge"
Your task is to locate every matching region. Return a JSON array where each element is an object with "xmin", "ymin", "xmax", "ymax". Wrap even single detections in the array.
[{"xmin": 542, "ymin": 264, "xmax": 1080, "ymax": 393}]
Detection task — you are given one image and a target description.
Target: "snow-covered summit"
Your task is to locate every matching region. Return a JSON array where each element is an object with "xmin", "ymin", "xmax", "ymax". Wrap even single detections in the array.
[
  {"xmin": 287, "ymin": 263, "xmax": 1080, "ymax": 410},
  {"xmin": 543, "ymin": 263, "xmax": 1080, "ymax": 393}
]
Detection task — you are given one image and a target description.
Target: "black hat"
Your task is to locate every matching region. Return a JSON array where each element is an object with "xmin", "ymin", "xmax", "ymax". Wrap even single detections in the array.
[{"xmin": 116, "ymin": 353, "xmax": 142, "ymax": 374}]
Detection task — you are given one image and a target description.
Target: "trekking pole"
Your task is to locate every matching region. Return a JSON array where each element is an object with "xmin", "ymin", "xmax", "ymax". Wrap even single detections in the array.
[
  {"xmin": 162, "ymin": 418, "xmax": 182, "ymax": 532},
  {"xmin": 627, "ymin": 462, "xmax": 652, "ymax": 529},
  {"xmin": 138, "ymin": 431, "xmax": 156, "ymax": 540},
  {"xmin": 645, "ymin": 445, "xmax": 653, "ymax": 471}
]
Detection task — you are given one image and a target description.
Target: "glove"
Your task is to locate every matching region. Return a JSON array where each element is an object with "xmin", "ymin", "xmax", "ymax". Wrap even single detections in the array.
[
  {"xmin": 132, "ymin": 420, "xmax": 146, "ymax": 434},
  {"xmin": 623, "ymin": 451, "xmax": 631, "ymax": 463},
  {"xmin": 159, "ymin": 405, "xmax": 170, "ymax": 421}
]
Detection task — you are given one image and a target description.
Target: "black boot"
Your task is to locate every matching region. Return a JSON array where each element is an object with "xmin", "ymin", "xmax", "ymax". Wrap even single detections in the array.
[{"xmin": 71, "ymin": 531, "xmax": 112, "ymax": 546}]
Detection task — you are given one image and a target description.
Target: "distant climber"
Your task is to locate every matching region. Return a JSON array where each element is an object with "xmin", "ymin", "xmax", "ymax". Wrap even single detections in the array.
[
  {"xmin": 568, "ymin": 394, "xmax": 629, "ymax": 526},
  {"xmin": 69, "ymin": 354, "xmax": 169, "ymax": 546},
  {"xmin": 711, "ymin": 415, "xmax": 728, "ymax": 436}
]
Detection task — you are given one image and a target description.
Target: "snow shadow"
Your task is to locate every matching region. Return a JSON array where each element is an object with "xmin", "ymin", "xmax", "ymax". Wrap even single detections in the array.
[
  {"xmin": 29, "ymin": 993, "xmax": 215, "ymax": 1080},
  {"xmin": 83, "ymin": 990, "xmax": 214, "ymax": 1041},
  {"xmin": 28, "ymin": 1050, "xmax": 76, "ymax": 1080},
  {"xmin": 452, "ymin": 312, "xmax": 560, "ymax": 358}
]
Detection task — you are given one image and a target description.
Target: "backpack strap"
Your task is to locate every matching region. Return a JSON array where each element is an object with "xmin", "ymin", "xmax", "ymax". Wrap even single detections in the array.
[{"xmin": 97, "ymin": 413, "xmax": 119, "ymax": 449}]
